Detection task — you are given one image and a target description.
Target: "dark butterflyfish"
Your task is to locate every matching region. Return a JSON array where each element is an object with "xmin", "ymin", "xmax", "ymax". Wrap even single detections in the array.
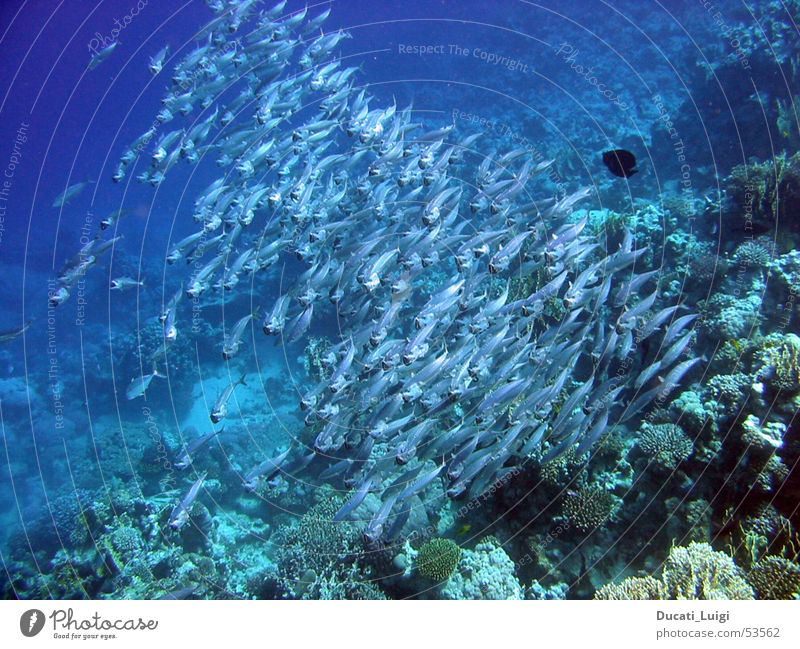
[{"xmin": 602, "ymin": 149, "xmax": 638, "ymax": 178}]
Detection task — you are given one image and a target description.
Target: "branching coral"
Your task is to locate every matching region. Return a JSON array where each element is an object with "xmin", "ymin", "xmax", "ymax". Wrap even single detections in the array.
[
  {"xmin": 595, "ymin": 575, "xmax": 666, "ymax": 600},
  {"xmin": 108, "ymin": 524, "xmax": 143, "ymax": 555},
  {"xmin": 637, "ymin": 422, "xmax": 693, "ymax": 469},
  {"xmin": 277, "ymin": 493, "xmax": 359, "ymax": 577},
  {"xmin": 661, "ymin": 542, "xmax": 754, "ymax": 600},
  {"xmin": 561, "ymin": 485, "xmax": 618, "ymax": 532},
  {"xmin": 595, "ymin": 543, "xmax": 753, "ymax": 600}
]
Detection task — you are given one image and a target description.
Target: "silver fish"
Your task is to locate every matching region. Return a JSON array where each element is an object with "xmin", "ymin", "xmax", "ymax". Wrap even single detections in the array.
[
  {"xmin": 210, "ymin": 374, "xmax": 246, "ymax": 423},
  {"xmin": 52, "ymin": 181, "xmax": 93, "ymax": 208},
  {"xmin": 126, "ymin": 365, "xmax": 164, "ymax": 400},
  {"xmin": 169, "ymin": 472, "xmax": 207, "ymax": 530}
]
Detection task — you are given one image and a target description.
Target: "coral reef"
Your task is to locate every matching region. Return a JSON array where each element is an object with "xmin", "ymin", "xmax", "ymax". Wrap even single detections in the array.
[
  {"xmin": 732, "ymin": 239, "xmax": 773, "ymax": 269},
  {"xmin": 440, "ymin": 540, "xmax": 524, "ymax": 600},
  {"xmin": 700, "ymin": 292, "xmax": 762, "ymax": 340},
  {"xmin": 4, "ymin": 0, "xmax": 800, "ymax": 605},
  {"xmin": 661, "ymin": 543, "xmax": 754, "ymax": 600},
  {"xmin": 272, "ymin": 491, "xmax": 384, "ymax": 600},
  {"xmin": 722, "ymin": 153, "xmax": 800, "ymax": 250},
  {"xmin": 595, "ymin": 543, "xmax": 754, "ymax": 600}
]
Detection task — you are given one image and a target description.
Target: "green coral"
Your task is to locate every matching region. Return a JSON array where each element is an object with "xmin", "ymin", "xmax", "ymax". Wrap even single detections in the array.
[
  {"xmin": 416, "ymin": 538, "xmax": 462, "ymax": 582},
  {"xmin": 748, "ymin": 556, "xmax": 800, "ymax": 600}
]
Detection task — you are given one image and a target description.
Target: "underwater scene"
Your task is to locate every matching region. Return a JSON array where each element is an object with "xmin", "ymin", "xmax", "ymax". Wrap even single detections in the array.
[{"xmin": 0, "ymin": 0, "xmax": 799, "ymax": 601}]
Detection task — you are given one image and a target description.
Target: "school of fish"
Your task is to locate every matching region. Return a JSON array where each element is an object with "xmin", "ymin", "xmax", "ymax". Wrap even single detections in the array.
[{"xmin": 56, "ymin": 0, "xmax": 701, "ymax": 544}]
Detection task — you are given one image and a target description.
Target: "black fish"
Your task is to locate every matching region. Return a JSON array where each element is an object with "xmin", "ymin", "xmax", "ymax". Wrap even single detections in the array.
[{"xmin": 602, "ymin": 149, "xmax": 638, "ymax": 178}]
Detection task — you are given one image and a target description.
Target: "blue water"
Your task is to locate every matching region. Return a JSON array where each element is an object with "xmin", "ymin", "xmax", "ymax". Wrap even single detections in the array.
[{"xmin": 0, "ymin": 0, "xmax": 797, "ymax": 600}]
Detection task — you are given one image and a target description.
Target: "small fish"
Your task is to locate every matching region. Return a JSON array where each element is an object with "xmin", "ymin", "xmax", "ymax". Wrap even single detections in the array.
[
  {"xmin": 100, "ymin": 209, "xmax": 127, "ymax": 230},
  {"xmin": 48, "ymin": 286, "xmax": 70, "ymax": 308},
  {"xmin": 88, "ymin": 41, "xmax": 118, "ymax": 70},
  {"xmin": 175, "ymin": 428, "xmax": 223, "ymax": 470},
  {"xmin": 222, "ymin": 310, "xmax": 258, "ymax": 359},
  {"xmin": 243, "ymin": 446, "xmax": 293, "ymax": 490},
  {"xmin": 396, "ymin": 462, "xmax": 445, "ymax": 502},
  {"xmin": 602, "ymin": 149, "xmax": 638, "ymax": 178},
  {"xmin": 157, "ymin": 584, "xmax": 198, "ymax": 600},
  {"xmin": 0, "ymin": 320, "xmax": 32, "ymax": 343},
  {"xmin": 168, "ymin": 472, "xmax": 207, "ymax": 530},
  {"xmin": 210, "ymin": 374, "xmax": 246, "ymax": 423},
  {"xmin": 52, "ymin": 181, "xmax": 93, "ymax": 208},
  {"xmin": 126, "ymin": 365, "xmax": 165, "ymax": 400},
  {"xmin": 164, "ymin": 305, "xmax": 179, "ymax": 342},
  {"xmin": 363, "ymin": 493, "xmax": 399, "ymax": 545},
  {"xmin": 149, "ymin": 46, "xmax": 170, "ymax": 75},
  {"xmin": 111, "ymin": 277, "xmax": 144, "ymax": 290}
]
